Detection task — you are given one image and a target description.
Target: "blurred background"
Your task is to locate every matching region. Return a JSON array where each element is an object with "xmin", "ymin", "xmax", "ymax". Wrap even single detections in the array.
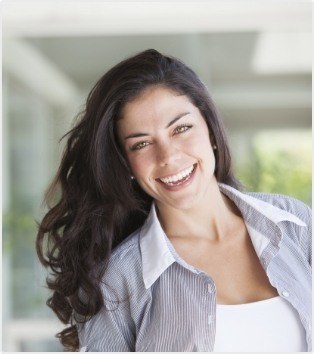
[{"xmin": 2, "ymin": 1, "xmax": 311, "ymax": 351}]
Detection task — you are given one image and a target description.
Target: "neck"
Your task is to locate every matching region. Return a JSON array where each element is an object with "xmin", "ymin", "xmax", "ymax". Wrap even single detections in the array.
[{"xmin": 155, "ymin": 181, "xmax": 243, "ymax": 242}]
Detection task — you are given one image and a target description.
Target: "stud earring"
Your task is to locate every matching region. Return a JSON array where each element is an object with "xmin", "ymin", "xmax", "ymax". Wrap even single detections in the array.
[
  {"xmin": 131, "ymin": 176, "xmax": 135, "ymax": 180},
  {"xmin": 213, "ymin": 145, "xmax": 217, "ymax": 150}
]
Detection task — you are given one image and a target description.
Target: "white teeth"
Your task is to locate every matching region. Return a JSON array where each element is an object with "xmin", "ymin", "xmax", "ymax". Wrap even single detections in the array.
[{"xmin": 160, "ymin": 165, "xmax": 194, "ymax": 184}]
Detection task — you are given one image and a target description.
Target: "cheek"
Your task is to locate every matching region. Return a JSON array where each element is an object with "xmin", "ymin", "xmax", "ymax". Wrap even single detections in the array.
[
  {"xmin": 185, "ymin": 130, "xmax": 212, "ymax": 153},
  {"xmin": 127, "ymin": 154, "xmax": 152, "ymax": 177},
  {"xmin": 187, "ymin": 131, "xmax": 215, "ymax": 168}
]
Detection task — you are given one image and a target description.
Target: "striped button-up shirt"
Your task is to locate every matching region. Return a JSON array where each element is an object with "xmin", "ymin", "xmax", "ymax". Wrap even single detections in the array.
[{"xmin": 78, "ymin": 183, "xmax": 312, "ymax": 352}]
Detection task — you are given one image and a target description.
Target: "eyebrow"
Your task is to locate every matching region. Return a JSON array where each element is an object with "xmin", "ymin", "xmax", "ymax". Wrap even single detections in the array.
[{"xmin": 124, "ymin": 112, "xmax": 191, "ymax": 140}]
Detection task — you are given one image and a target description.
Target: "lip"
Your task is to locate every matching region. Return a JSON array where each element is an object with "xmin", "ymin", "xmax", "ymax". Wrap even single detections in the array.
[{"xmin": 156, "ymin": 163, "xmax": 197, "ymax": 191}]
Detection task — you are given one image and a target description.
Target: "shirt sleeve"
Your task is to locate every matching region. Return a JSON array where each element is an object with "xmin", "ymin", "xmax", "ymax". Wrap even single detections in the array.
[
  {"xmin": 77, "ymin": 302, "xmax": 135, "ymax": 352},
  {"xmin": 300, "ymin": 204, "xmax": 312, "ymax": 267},
  {"xmin": 77, "ymin": 264, "xmax": 136, "ymax": 353}
]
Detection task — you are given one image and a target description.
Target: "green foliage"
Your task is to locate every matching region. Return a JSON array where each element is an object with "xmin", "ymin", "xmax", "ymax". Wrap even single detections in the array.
[
  {"xmin": 3, "ymin": 211, "xmax": 46, "ymax": 317},
  {"xmin": 236, "ymin": 131, "xmax": 311, "ymax": 205},
  {"xmin": 3, "ymin": 212, "xmax": 37, "ymax": 254}
]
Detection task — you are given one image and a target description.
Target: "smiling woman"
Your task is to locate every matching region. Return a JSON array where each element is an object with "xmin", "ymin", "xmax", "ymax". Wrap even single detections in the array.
[{"xmin": 36, "ymin": 49, "xmax": 311, "ymax": 352}]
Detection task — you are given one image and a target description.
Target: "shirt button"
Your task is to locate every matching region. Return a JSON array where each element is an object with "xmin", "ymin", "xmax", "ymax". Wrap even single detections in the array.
[{"xmin": 282, "ymin": 290, "xmax": 290, "ymax": 297}]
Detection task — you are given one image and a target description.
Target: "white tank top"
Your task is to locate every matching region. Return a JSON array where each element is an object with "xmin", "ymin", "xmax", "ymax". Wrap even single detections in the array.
[{"xmin": 214, "ymin": 296, "xmax": 307, "ymax": 352}]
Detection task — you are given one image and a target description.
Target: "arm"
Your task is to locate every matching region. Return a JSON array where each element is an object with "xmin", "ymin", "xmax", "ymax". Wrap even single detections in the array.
[
  {"xmin": 299, "ymin": 204, "xmax": 312, "ymax": 267},
  {"xmin": 77, "ymin": 301, "xmax": 135, "ymax": 352},
  {"xmin": 77, "ymin": 262, "xmax": 136, "ymax": 352}
]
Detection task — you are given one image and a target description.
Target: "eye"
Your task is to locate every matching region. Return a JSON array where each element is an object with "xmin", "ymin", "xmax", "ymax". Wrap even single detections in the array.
[
  {"xmin": 174, "ymin": 124, "xmax": 192, "ymax": 134},
  {"xmin": 131, "ymin": 141, "xmax": 150, "ymax": 151}
]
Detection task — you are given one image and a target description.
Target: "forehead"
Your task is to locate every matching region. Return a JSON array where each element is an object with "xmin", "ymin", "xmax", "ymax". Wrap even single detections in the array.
[{"xmin": 119, "ymin": 86, "xmax": 197, "ymax": 126}]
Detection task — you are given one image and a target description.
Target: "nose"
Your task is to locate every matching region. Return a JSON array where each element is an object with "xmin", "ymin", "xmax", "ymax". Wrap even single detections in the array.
[{"xmin": 156, "ymin": 141, "xmax": 180, "ymax": 166}]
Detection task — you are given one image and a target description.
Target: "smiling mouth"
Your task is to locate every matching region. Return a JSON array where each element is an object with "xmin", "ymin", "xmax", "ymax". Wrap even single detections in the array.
[{"xmin": 157, "ymin": 164, "xmax": 196, "ymax": 186}]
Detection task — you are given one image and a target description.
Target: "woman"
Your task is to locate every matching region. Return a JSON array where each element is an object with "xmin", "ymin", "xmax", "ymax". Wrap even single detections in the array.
[{"xmin": 36, "ymin": 49, "xmax": 311, "ymax": 352}]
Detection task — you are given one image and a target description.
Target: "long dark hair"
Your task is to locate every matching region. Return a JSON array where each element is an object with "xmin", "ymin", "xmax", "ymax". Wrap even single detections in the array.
[{"xmin": 36, "ymin": 49, "xmax": 240, "ymax": 351}]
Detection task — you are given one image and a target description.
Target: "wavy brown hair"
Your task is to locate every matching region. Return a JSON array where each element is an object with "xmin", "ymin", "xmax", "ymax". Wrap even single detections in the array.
[{"xmin": 36, "ymin": 49, "xmax": 241, "ymax": 351}]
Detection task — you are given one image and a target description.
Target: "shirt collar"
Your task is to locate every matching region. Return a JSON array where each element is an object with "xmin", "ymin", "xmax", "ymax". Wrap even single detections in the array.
[
  {"xmin": 140, "ymin": 204, "xmax": 176, "ymax": 289},
  {"xmin": 218, "ymin": 183, "xmax": 306, "ymax": 227},
  {"xmin": 140, "ymin": 183, "xmax": 306, "ymax": 289}
]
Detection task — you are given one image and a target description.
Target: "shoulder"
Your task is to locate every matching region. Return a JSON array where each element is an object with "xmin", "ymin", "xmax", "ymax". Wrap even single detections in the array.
[
  {"xmin": 246, "ymin": 191, "xmax": 312, "ymax": 265},
  {"xmin": 246, "ymin": 191, "xmax": 311, "ymax": 224},
  {"xmin": 108, "ymin": 227, "xmax": 143, "ymax": 278},
  {"xmin": 110, "ymin": 228, "xmax": 142, "ymax": 266},
  {"xmin": 97, "ymin": 227, "xmax": 146, "ymax": 302}
]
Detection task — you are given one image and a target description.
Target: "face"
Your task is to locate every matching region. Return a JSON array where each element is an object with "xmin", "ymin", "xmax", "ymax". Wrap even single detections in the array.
[{"xmin": 117, "ymin": 86, "xmax": 217, "ymax": 211}]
